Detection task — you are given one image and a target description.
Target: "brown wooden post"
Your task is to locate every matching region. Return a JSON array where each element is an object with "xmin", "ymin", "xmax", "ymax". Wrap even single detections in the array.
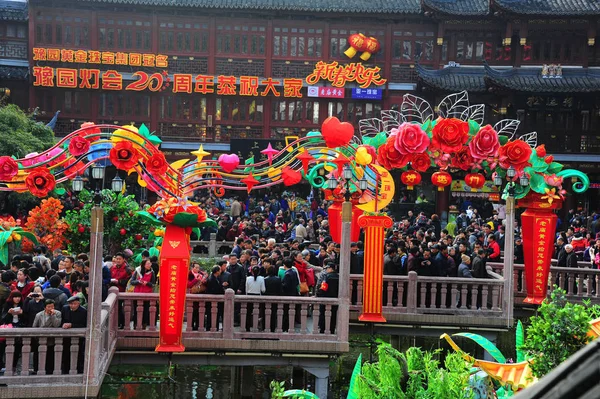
[
  {"xmin": 337, "ymin": 201, "xmax": 351, "ymax": 342},
  {"xmin": 84, "ymin": 206, "xmax": 104, "ymax": 387}
]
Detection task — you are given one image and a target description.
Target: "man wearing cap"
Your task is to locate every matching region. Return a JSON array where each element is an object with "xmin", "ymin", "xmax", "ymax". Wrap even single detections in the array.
[
  {"xmin": 514, "ymin": 237, "xmax": 524, "ymax": 264},
  {"xmin": 61, "ymin": 296, "xmax": 87, "ymax": 373}
]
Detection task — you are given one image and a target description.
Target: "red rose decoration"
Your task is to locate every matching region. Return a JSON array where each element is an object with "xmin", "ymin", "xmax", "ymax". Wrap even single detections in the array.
[
  {"xmin": 109, "ymin": 141, "xmax": 139, "ymax": 170},
  {"xmin": 80, "ymin": 122, "xmax": 101, "ymax": 142},
  {"xmin": 469, "ymin": 125, "xmax": 500, "ymax": 160},
  {"xmin": 451, "ymin": 146, "xmax": 475, "ymax": 171},
  {"xmin": 498, "ymin": 140, "xmax": 532, "ymax": 171},
  {"xmin": 431, "ymin": 118, "xmax": 469, "ymax": 153},
  {"xmin": 145, "ymin": 152, "xmax": 168, "ymax": 175},
  {"xmin": 393, "ymin": 123, "xmax": 430, "ymax": 155},
  {"xmin": 63, "ymin": 158, "xmax": 87, "ymax": 179},
  {"xmin": 535, "ymin": 144, "xmax": 546, "ymax": 158},
  {"xmin": 25, "ymin": 167, "xmax": 56, "ymax": 197},
  {"xmin": 68, "ymin": 135, "xmax": 91, "ymax": 157},
  {"xmin": 377, "ymin": 138, "xmax": 410, "ymax": 170},
  {"xmin": 0, "ymin": 157, "xmax": 19, "ymax": 181},
  {"xmin": 410, "ymin": 153, "xmax": 431, "ymax": 173}
]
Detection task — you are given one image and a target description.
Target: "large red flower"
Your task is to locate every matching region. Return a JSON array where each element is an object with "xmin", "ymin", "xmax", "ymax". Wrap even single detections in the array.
[
  {"xmin": 451, "ymin": 146, "xmax": 475, "ymax": 171},
  {"xmin": 393, "ymin": 123, "xmax": 430, "ymax": 155},
  {"xmin": 498, "ymin": 140, "xmax": 532, "ymax": 171},
  {"xmin": 109, "ymin": 141, "xmax": 139, "ymax": 170},
  {"xmin": 377, "ymin": 138, "xmax": 410, "ymax": 170},
  {"xmin": 68, "ymin": 135, "xmax": 91, "ymax": 157},
  {"xmin": 469, "ymin": 125, "xmax": 500, "ymax": 160},
  {"xmin": 411, "ymin": 153, "xmax": 431, "ymax": 173},
  {"xmin": 145, "ymin": 152, "xmax": 168, "ymax": 175},
  {"xmin": 79, "ymin": 122, "xmax": 101, "ymax": 142},
  {"xmin": 0, "ymin": 157, "xmax": 18, "ymax": 181},
  {"xmin": 431, "ymin": 118, "xmax": 469, "ymax": 153},
  {"xmin": 25, "ymin": 167, "xmax": 56, "ymax": 197}
]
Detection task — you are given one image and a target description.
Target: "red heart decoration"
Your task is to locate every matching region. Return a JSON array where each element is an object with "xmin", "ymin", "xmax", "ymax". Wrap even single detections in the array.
[
  {"xmin": 321, "ymin": 117, "xmax": 354, "ymax": 148},
  {"xmin": 218, "ymin": 153, "xmax": 240, "ymax": 173},
  {"xmin": 281, "ymin": 167, "xmax": 302, "ymax": 186}
]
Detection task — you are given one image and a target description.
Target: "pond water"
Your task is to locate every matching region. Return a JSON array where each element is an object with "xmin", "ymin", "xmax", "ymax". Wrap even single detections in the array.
[{"xmin": 100, "ymin": 330, "xmax": 518, "ymax": 399}]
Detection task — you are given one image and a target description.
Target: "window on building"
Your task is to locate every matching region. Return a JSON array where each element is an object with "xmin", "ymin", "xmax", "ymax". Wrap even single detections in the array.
[
  {"xmin": 57, "ymin": 91, "xmax": 91, "ymax": 116},
  {"xmin": 159, "ymin": 20, "xmax": 209, "ymax": 54},
  {"xmin": 159, "ymin": 96, "xmax": 207, "ymax": 120},
  {"xmin": 272, "ymin": 100, "xmax": 320, "ymax": 124},
  {"xmin": 330, "ymin": 28, "xmax": 385, "ymax": 59},
  {"xmin": 0, "ymin": 23, "xmax": 26, "ymax": 39},
  {"xmin": 523, "ymin": 34, "xmax": 584, "ymax": 64},
  {"xmin": 99, "ymin": 93, "xmax": 150, "ymax": 118},
  {"xmin": 216, "ymin": 98, "xmax": 264, "ymax": 122},
  {"xmin": 273, "ymin": 27, "xmax": 323, "ymax": 58},
  {"xmin": 216, "ymin": 24, "xmax": 266, "ymax": 56},
  {"xmin": 392, "ymin": 30, "xmax": 435, "ymax": 62},
  {"xmin": 99, "ymin": 17, "xmax": 151, "ymax": 50},
  {"xmin": 34, "ymin": 14, "xmax": 89, "ymax": 46},
  {"xmin": 453, "ymin": 32, "xmax": 506, "ymax": 63},
  {"xmin": 327, "ymin": 101, "xmax": 381, "ymax": 125}
]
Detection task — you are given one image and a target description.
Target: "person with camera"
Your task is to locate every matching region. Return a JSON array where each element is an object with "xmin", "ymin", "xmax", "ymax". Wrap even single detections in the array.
[{"xmin": 24, "ymin": 285, "xmax": 46, "ymax": 327}]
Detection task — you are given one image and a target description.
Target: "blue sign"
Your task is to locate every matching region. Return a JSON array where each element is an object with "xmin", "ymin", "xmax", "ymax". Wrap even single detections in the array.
[{"xmin": 351, "ymin": 88, "xmax": 382, "ymax": 100}]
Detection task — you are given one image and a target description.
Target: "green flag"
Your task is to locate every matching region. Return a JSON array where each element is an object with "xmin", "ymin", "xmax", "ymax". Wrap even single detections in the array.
[{"xmin": 347, "ymin": 353, "xmax": 362, "ymax": 399}]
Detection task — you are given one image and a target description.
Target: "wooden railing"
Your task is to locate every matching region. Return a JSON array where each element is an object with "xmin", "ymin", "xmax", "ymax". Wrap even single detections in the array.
[
  {"xmin": 350, "ymin": 271, "xmax": 508, "ymax": 327},
  {"xmin": 0, "ymin": 288, "xmax": 119, "ymax": 398},
  {"xmin": 117, "ymin": 289, "xmax": 348, "ymax": 354}
]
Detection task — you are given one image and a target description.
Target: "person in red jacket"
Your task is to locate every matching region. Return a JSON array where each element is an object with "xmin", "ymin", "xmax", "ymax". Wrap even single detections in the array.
[
  {"xmin": 110, "ymin": 253, "xmax": 131, "ymax": 292},
  {"xmin": 12, "ymin": 268, "xmax": 35, "ymax": 298},
  {"xmin": 486, "ymin": 234, "xmax": 501, "ymax": 261}
]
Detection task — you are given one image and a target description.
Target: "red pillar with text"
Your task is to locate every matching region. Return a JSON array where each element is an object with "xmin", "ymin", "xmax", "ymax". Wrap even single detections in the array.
[
  {"xmin": 358, "ymin": 214, "xmax": 393, "ymax": 322},
  {"xmin": 155, "ymin": 225, "xmax": 190, "ymax": 352},
  {"xmin": 518, "ymin": 193, "xmax": 562, "ymax": 305}
]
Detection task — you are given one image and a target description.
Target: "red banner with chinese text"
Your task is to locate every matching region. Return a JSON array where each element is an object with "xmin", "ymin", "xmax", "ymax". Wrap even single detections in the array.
[
  {"xmin": 357, "ymin": 214, "xmax": 393, "ymax": 322},
  {"xmin": 155, "ymin": 225, "xmax": 190, "ymax": 352},
  {"xmin": 519, "ymin": 193, "xmax": 561, "ymax": 305}
]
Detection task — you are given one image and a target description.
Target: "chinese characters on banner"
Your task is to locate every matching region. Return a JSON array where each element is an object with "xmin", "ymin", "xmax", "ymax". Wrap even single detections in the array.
[
  {"xmin": 520, "ymin": 194, "xmax": 560, "ymax": 305},
  {"xmin": 307, "ymin": 87, "xmax": 345, "ymax": 98},
  {"xmin": 305, "ymin": 61, "xmax": 387, "ymax": 88},
  {"xmin": 156, "ymin": 225, "xmax": 190, "ymax": 352},
  {"xmin": 32, "ymin": 47, "xmax": 168, "ymax": 67}
]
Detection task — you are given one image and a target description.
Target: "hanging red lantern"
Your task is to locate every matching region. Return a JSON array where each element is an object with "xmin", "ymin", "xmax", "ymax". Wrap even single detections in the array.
[
  {"xmin": 431, "ymin": 171, "xmax": 452, "ymax": 191},
  {"xmin": 401, "ymin": 170, "xmax": 422, "ymax": 190},
  {"xmin": 360, "ymin": 37, "xmax": 381, "ymax": 61},
  {"xmin": 465, "ymin": 172, "xmax": 486, "ymax": 192},
  {"xmin": 344, "ymin": 33, "xmax": 368, "ymax": 58}
]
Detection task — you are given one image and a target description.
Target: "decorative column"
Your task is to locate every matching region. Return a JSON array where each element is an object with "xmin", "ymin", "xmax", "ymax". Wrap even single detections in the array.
[
  {"xmin": 518, "ymin": 193, "xmax": 562, "ymax": 304},
  {"xmin": 357, "ymin": 214, "xmax": 393, "ymax": 322},
  {"xmin": 337, "ymin": 201, "xmax": 352, "ymax": 342},
  {"xmin": 84, "ymin": 206, "xmax": 103, "ymax": 386},
  {"xmin": 503, "ymin": 196, "xmax": 515, "ymax": 327},
  {"xmin": 155, "ymin": 225, "xmax": 191, "ymax": 352}
]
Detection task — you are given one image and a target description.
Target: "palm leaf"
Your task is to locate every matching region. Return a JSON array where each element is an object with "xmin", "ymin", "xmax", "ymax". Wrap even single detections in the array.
[
  {"xmin": 0, "ymin": 230, "xmax": 13, "ymax": 249},
  {"xmin": 0, "ymin": 246, "xmax": 7, "ymax": 268},
  {"xmin": 453, "ymin": 333, "xmax": 507, "ymax": 363},
  {"xmin": 516, "ymin": 320, "xmax": 525, "ymax": 362}
]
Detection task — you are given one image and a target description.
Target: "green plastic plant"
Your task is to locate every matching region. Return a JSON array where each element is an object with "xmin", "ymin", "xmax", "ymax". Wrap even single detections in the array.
[{"xmin": 520, "ymin": 287, "xmax": 593, "ymax": 378}]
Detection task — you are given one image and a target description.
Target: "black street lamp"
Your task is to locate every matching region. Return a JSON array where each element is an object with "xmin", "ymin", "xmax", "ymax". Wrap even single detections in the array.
[
  {"xmin": 71, "ymin": 165, "xmax": 123, "ymax": 205},
  {"xmin": 326, "ymin": 166, "xmax": 368, "ymax": 201}
]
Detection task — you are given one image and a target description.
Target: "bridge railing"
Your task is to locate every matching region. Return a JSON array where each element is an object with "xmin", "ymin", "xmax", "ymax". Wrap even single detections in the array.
[
  {"xmin": 349, "ymin": 271, "xmax": 506, "ymax": 325},
  {"xmin": 487, "ymin": 262, "xmax": 600, "ymax": 303},
  {"xmin": 117, "ymin": 289, "xmax": 348, "ymax": 353}
]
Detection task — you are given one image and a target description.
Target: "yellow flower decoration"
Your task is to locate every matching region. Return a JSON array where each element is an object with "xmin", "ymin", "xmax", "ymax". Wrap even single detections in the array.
[{"xmin": 541, "ymin": 187, "xmax": 561, "ymax": 204}]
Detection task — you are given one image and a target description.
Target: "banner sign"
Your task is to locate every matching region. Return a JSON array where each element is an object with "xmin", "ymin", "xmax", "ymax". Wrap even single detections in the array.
[
  {"xmin": 307, "ymin": 86, "xmax": 345, "ymax": 98},
  {"xmin": 351, "ymin": 88, "xmax": 382, "ymax": 100},
  {"xmin": 156, "ymin": 225, "xmax": 190, "ymax": 352},
  {"xmin": 450, "ymin": 180, "xmax": 500, "ymax": 193},
  {"xmin": 305, "ymin": 61, "xmax": 387, "ymax": 88},
  {"xmin": 32, "ymin": 47, "xmax": 168, "ymax": 67}
]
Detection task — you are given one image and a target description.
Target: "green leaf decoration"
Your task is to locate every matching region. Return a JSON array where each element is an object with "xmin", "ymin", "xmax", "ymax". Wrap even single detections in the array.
[
  {"xmin": 197, "ymin": 218, "xmax": 218, "ymax": 229},
  {"xmin": 244, "ymin": 156, "xmax": 255, "ymax": 173},
  {"xmin": 453, "ymin": 333, "xmax": 507, "ymax": 363},
  {"xmin": 172, "ymin": 213, "xmax": 218, "ymax": 228},
  {"xmin": 136, "ymin": 211, "xmax": 164, "ymax": 226},
  {"xmin": 0, "ymin": 246, "xmax": 7, "ymax": 268},
  {"xmin": 18, "ymin": 231, "xmax": 38, "ymax": 245},
  {"xmin": 0, "ymin": 230, "xmax": 12, "ymax": 250},
  {"xmin": 468, "ymin": 120, "xmax": 481, "ymax": 136},
  {"xmin": 282, "ymin": 390, "xmax": 319, "ymax": 399},
  {"xmin": 516, "ymin": 320, "xmax": 525, "ymax": 362},
  {"xmin": 529, "ymin": 155, "xmax": 549, "ymax": 173},
  {"xmin": 139, "ymin": 123, "xmax": 150, "ymax": 138},
  {"xmin": 148, "ymin": 247, "xmax": 160, "ymax": 258},
  {"xmin": 148, "ymin": 134, "xmax": 162, "ymax": 146},
  {"xmin": 547, "ymin": 162, "xmax": 563, "ymax": 174},
  {"xmin": 347, "ymin": 353, "xmax": 362, "ymax": 399},
  {"xmin": 54, "ymin": 187, "xmax": 67, "ymax": 196},
  {"xmin": 363, "ymin": 131, "xmax": 387, "ymax": 149},
  {"xmin": 529, "ymin": 172, "xmax": 547, "ymax": 194},
  {"xmin": 499, "ymin": 135, "xmax": 509, "ymax": 145},
  {"xmin": 192, "ymin": 227, "xmax": 201, "ymax": 239},
  {"xmin": 421, "ymin": 120, "xmax": 432, "ymax": 134}
]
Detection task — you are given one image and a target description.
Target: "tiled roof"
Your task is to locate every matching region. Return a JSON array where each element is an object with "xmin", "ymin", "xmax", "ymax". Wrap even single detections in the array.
[
  {"xmin": 76, "ymin": 0, "xmax": 422, "ymax": 13},
  {"xmin": 416, "ymin": 64, "xmax": 487, "ymax": 92},
  {"xmin": 0, "ymin": 66, "xmax": 28, "ymax": 80},
  {"xmin": 484, "ymin": 64, "xmax": 600, "ymax": 93},
  {"xmin": 494, "ymin": 0, "xmax": 600, "ymax": 16},
  {"xmin": 0, "ymin": 0, "xmax": 28, "ymax": 21},
  {"xmin": 424, "ymin": 0, "xmax": 490, "ymax": 16}
]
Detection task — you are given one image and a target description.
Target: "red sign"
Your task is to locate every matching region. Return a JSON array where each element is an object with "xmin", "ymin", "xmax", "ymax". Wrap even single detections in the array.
[
  {"xmin": 357, "ymin": 214, "xmax": 393, "ymax": 323},
  {"xmin": 305, "ymin": 61, "xmax": 387, "ymax": 88},
  {"xmin": 156, "ymin": 225, "xmax": 190, "ymax": 352},
  {"xmin": 33, "ymin": 47, "xmax": 168, "ymax": 67}
]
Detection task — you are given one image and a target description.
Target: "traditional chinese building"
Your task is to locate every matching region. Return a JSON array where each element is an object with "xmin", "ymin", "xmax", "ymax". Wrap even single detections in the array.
[{"xmin": 2, "ymin": 0, "xmax": 600, "ymax": 211}]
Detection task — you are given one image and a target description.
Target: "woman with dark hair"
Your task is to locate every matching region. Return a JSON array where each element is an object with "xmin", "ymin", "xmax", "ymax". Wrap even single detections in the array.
[
  {"xmin": 12, "ymin": 268, "xmax": 35, "ymax": 298},
  {"xmin": 130, "ymin": 260, "xmax": 156, "ymax": 329},
  {"xmin": 245, "ymin": 265, "xmax": 265, "ymax": 331},
  {"xmin": 431, "ymin": 214, "xmax": 442, "ymax": 239},
  {"xmin": 2, "ymin": 290, "xmax": 26, "ymax": 327}
]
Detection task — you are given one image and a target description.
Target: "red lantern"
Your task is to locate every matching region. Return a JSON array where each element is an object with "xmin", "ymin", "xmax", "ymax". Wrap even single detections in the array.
[
  {"xmin": 344, "ymin": 33, "xmax": 368, "ymax": 58},
  {"xmin": 401, "ymin": 170, "xmax": 422, "ymax": 190},
  {"xmin": 360, "ymin": 37, "xmax": 381, "ymax": 61},
  {"xmin": 465, "ymin": 172, "xmax": 485, "ymax": 192},
  {"xmin": 431, "ymin": 171, "xmax": 452, "ymax": 191}
]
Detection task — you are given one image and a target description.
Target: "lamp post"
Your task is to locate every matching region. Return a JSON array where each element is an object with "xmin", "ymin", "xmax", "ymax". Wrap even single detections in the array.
[
  {"xmin": 72, "ymin": 165, "xmax": 123, "ymax": 392},
  {"xmin": 494, "ymin": 166, "xmax": 529, "ymax": 328},
  {"xmin": 326, "ymin": 167, "xmax": 368, "ymax": 343}
]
